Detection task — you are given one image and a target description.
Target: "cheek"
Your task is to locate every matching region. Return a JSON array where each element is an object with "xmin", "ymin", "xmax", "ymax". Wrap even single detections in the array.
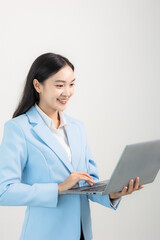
[
  {"xmin": 56, "ymin": 89, "xmax": 64, "ymax": 96},
  {"xmin": 71, "ymin": 88, "xmax": 75, "ymax": 95},
  {"xmin": 53, "ymin": 90, "xmax": 64, "ymax": 100},
  {"xmin": 48, "ymin": 87, "xmax": 62, "ymax": 97}
]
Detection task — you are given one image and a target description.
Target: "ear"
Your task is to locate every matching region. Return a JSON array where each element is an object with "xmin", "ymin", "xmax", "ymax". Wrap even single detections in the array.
[{"xmin": 33, "ymin": 79, "xmax": 41, "ymax": 93}]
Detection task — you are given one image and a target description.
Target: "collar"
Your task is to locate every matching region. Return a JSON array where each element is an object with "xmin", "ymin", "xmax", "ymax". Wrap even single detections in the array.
[{"xmin": 34, "ymin": 103, "xmax": 67, "ymax": 129}]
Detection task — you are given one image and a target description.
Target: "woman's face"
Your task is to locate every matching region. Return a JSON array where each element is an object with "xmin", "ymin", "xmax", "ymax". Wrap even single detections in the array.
[{"xmin": 33, "ymin": 65, "xmax": 75, "ymax": 115}]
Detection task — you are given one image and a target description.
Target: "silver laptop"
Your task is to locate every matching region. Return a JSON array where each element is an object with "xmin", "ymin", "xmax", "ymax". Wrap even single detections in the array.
[{"xmin": 61, "ymin": 139, "xmax": 160, "ymax": 195}]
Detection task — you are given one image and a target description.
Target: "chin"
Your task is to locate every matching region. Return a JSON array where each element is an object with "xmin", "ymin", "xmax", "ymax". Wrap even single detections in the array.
[{"xmin": 58, "ymin": 105, "xmax": 67, "ymax": 110}]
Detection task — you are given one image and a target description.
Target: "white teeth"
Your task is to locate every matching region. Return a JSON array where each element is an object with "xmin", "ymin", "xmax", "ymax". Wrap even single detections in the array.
[{"xmin": 57, "ymin": 99, "xmax": 67, "ymax": 102}]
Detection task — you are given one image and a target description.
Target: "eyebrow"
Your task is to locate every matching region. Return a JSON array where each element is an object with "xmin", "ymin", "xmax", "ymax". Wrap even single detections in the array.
[{"xmin": 54, "ymin": 78, "xmax": 76, "ymax": 83}]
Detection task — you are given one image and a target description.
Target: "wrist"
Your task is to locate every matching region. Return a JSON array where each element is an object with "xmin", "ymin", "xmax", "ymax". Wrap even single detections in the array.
[
  {"xmin": 58, "ymin": 183, "xmax": 63, "ymax": 193},
  {"xmin": 109, "ymin": 193, "xmax": 115, "ymax": 200}
]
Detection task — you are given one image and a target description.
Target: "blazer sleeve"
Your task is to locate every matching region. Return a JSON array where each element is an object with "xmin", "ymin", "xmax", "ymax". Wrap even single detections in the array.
[
  {"xmin": 82, "ymin": 123, "xmax": 121, "ymax": 210},
  {"xmin": 0, "ymin": 120, "xmax": 58, "ymax": 208}
]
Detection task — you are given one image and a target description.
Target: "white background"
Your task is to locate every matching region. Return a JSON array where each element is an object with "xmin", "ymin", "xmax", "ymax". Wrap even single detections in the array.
[{"xmin": 0, "ymin": 0, "xmax": 160, "ymax": 239}]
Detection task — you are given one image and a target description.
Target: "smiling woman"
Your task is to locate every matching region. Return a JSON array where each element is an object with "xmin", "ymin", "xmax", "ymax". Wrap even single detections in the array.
[
  {"xmin": 0, "ymin": 52, "xmax": 139, "ymax": 240},
  {"xmin": 32, "ymin": 64, "xmax": 76, "ymax": 126},
  {"xmin": 12, "ymin": 53, "xmax": 75, "ymax": 119}
]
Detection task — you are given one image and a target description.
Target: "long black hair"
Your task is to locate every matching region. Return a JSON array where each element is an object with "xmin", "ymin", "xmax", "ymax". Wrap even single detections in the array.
[{"xmin": 12, "ymin": 52, "xmax": 74, "ymax": 118}]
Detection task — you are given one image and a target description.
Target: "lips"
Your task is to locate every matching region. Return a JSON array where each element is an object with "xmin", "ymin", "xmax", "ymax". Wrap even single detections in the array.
[
  {"xmin": 57, "ymin": 99, "xmax": 68, "ymax": 104},
  {"xmin": 58, "ymin": 99, "xmax": 68, "ymax": 101}
]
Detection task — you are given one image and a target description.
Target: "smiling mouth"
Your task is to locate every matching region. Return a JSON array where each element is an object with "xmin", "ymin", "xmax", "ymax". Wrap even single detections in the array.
[{"xmin": 57, "ymin": 99, "xmax": 68, "ymax": 104}]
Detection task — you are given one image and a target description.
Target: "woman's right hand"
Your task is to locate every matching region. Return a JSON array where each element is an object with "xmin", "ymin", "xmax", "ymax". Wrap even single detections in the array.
[{"xmin": 58, "ymin": 171, "xmax": 95, "ymax": 194}]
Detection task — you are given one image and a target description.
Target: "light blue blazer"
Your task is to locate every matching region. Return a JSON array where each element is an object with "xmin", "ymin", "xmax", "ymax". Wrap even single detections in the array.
[{"xmin": 0, "ymin": 105, "xmax": 120, "ymax": 240}]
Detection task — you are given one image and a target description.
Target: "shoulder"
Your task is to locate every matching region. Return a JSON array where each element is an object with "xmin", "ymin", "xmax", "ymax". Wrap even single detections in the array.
[
  {"xmin": 1, "ymin": 115, "xmax": 27, "ymax": 145},
  {"xmin": 4, "ymin": 114, "xmax": 28, "ymax": 133}
]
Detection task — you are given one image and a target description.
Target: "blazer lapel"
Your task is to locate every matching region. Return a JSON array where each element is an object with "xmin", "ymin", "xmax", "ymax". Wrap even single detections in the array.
[
  {"xmin": 63, "ymin": 113, "xmax": 82, "ymax": 171},
  {"xmin": 26, "ymin": 106, "xmax": 75, "ymax": 172}
]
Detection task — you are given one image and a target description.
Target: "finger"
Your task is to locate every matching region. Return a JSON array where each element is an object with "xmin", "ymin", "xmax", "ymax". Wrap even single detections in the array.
[
  {"xmin": 87, "ymin": 181, "xmax": 94, "ymax": 186},
  {"xmin": 121, "ymin": 186, "xmax": 128, "ymax": 196},
  {"xmin": 72, "ymin": 171, "xmax": 95, "ymax": 183},
  {"xmin": 110, "ymin": 185, "xmax": 129, "ymax": 198},
  {"xmin": 133, "ymin": 177, "xmax": 140, "ymax": 190},
  {"xmin": 80, "ymin": 173, "xmax": 95, "ymax": 182},
  {"xmin": 82, "ymin": 176, "xmax": 95, "ymax": 183},
  {"xmin": 79, "ymin": 176, "xmax": 95, "ymax": 184},
  {"xmin": 138, "ymin": 185, "xmax": 145, "ymax": 190},
  {"xmin": 78, "ymin": 171, "xmax": 95, "ymax": 180},
  {"xmin": 127, "ymin": 179, "xmax": 134, "ymax": 194}
]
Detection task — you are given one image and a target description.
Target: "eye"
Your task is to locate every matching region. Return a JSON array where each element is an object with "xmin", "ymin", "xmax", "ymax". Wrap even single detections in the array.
[{"xmin": 56, "ymin": 84, "xmax": 75, "ymax": 88}]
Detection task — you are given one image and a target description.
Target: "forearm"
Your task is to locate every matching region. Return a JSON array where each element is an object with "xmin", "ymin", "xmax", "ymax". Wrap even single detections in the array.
[{"xmin": 0, "ymin": 182, "xmax": 59, "ymax": 207}]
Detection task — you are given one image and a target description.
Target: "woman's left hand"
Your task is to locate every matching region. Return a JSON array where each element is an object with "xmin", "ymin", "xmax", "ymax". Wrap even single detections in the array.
[{"xmin": 109, "ymin": 177, "xmax": 144, "ymax": 199}]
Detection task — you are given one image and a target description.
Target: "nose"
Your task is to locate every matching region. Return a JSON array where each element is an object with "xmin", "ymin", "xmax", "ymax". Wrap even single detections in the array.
[{"xmin": 62, "ymin": 87, "xmax": 71, "ymax": 98}]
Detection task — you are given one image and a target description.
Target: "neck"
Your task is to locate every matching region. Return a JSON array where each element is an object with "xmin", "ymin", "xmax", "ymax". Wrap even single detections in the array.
[{"xmin": 37, "ymin": 103, "xmax": 60, "ymax": 122}]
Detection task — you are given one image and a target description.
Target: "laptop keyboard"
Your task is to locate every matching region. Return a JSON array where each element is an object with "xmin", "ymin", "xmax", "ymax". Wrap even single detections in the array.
[
  {"xmin": 80, "ymin": 184, "xmax": 107, "ymax": 192},
  {"xmin": 67, "ymin": 180, "xmax": 109, "ymax": 193}
]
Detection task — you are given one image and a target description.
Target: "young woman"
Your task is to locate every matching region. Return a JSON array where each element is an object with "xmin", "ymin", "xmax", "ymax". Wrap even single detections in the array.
[{"xmin": 0, "ymin": 53, "xmax": 144, "ymax": 240}]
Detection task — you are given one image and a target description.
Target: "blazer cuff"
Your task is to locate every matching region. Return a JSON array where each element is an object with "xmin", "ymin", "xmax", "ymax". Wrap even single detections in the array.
[{"xmin": 109, "ymin": 195, "xmax": 122, "ymax": 210}]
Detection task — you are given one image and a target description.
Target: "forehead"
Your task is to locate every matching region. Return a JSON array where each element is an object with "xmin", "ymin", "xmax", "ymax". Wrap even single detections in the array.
[{"xmin": 50, "ymin": 65, "xmax": 75, "ymax": 82}]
